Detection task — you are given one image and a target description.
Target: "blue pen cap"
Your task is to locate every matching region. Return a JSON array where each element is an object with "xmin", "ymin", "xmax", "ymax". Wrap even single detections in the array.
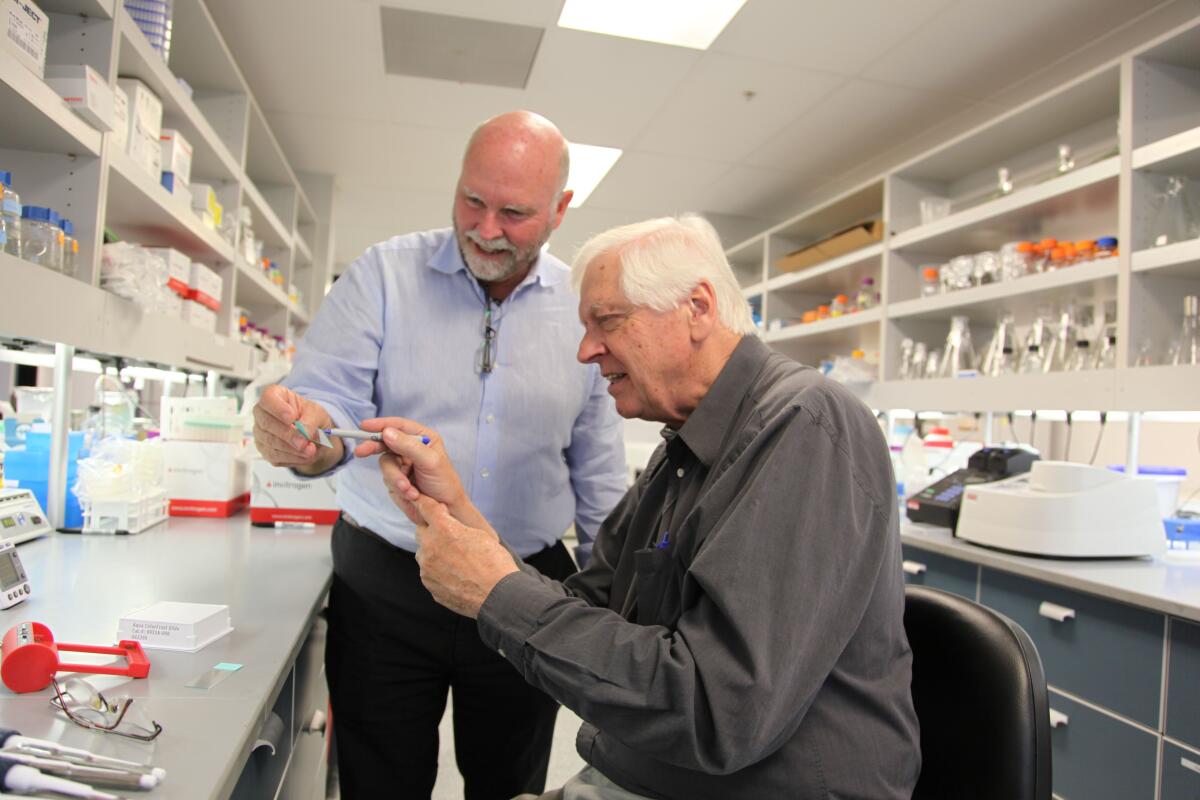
[
  {"xmin": 0, "ymin": 171, "xmax": 11, "ymax": 188},
  {"xmin": 1096, "ymin": 236, "xmax": 1118, "ymax": 248},
  {"xmin": 21, "ymin": 205, "xmax": 52, "ymax": 221},
  {"xmin": 58, "ymin": 218, "xmax": 73, "ymax": 236}
]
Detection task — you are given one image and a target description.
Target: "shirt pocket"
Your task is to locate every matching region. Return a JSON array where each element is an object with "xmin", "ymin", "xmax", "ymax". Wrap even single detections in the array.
[{"xmin": 633, "ymin": 545, "xmax": 683, "ymax": 627}]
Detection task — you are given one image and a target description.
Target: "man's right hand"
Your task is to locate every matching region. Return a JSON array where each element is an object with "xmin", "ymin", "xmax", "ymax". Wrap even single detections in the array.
[{"xmin": 252, "ymin": 385, "xmax": 343, "ymax": 475}]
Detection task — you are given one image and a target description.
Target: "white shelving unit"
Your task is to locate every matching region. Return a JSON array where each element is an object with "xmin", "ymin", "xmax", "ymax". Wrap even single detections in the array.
[
  {"xmin": 728, "ymin": 17, "xmax": 1200, "ymax": 414},
  {"xmin": 0, "ymin": 0, "xmax": 334, "ymax": 379}
]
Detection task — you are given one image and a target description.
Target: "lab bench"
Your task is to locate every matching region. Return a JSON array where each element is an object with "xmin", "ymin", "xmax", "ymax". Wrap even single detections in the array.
[
  {"xmin": 901, "ymin": 523, "xmax": 1200, "ymax": 800},
  {"xmin": 0, "ymin": 515, "xmax": 333, "ymax": 800}
]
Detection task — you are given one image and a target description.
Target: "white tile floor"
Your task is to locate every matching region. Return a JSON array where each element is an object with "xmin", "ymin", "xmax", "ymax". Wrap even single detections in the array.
[{"xmin": 431, "ymin": 701, "xmax": 587, "ymax": 799}]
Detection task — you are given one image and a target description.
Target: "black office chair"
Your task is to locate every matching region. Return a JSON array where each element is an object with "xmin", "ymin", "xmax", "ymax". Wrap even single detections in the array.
[{"xmin": 904, "ymin": 585, "xmax": 1052, "ymax": 800}]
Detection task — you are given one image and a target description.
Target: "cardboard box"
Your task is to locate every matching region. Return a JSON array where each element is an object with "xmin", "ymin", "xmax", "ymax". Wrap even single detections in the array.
[
  {"xmin": 181, "ymin": 299, "xmax": 216, "ymax": 333},
  {"xmin": 147, "ymin": 247, "xmax": 190, "ymax": 295},
  {"xmin": 250, "ymin": 460, "xmax": 339, "ymax": 525},
  {"xmin": 164, "ymin": 440, "xmax": 249, "ymax": 517},
  {"xmin": 3, "ymin": 0, "xmax": 48, "ymax": 78},
  {"xmin": 116, "ymin": 78, "xmax": 162, "ymax": 141},
  {"xmin": 189, "ymin": 262, "xmax": 222, "ymax": 310},
  {"xmin": 775, "ymin": 220, "xmax": 884, "ymax": 274},
  {"xmin": 110, "ymin": 85, "xmax": 128, "ymax": 152},
  {"xmin": 159, "ymin": 128, "xmax": 192, "ymax": 185},
  {"xmin": 159, "ymin": 171, "xmax": 189, "ymax": 202},
  {"xmin": 118, "ymin": 601, "xmax": 232, "ymax": 652},
  {"xmin": 45, "ymin": 63, "xmax": 115, "ymax": 132}
]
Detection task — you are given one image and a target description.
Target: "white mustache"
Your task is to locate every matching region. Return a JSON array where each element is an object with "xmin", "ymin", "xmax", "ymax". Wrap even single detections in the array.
[{"xmin": 466, "ymin": 230, "xmax": 515, "ymax": 253}]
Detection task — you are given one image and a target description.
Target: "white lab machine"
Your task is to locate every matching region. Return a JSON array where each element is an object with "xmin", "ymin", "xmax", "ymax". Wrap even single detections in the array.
[
  {"xmin": 955, "ymin": 461, "xmax": 1166, "ymax": 558},
  {"xmin": 0, "ymin": 541, "xmax": 30, "ymax": 608},
  {"xmin": 0, "ymin": 489, "xmax": 53, "ymax": 545}
]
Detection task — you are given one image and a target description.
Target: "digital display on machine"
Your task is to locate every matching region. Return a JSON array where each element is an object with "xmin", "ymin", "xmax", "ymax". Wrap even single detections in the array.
[
  {"xmin": 0, "ymin": 552, "xmax": 20, "ymax": 587},
  {"xmin": 1, "ymin": 517, "xmax": 13, "ymax": 528}
]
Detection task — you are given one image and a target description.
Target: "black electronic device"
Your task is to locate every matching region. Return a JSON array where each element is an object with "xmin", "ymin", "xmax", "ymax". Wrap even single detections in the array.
[{"xmin": 905, "ymin": 447, "xmax": 1039, "ymax": 530}]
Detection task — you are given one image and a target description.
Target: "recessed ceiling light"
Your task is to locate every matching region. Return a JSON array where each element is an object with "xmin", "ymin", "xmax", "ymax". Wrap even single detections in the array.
[
  {"xmin": 567, "ymin": 142, "xmax": 622, "ymax": 208},
  {"xmin": 557, "ymin": 0, "xmax": 747, "ymax": 50}
]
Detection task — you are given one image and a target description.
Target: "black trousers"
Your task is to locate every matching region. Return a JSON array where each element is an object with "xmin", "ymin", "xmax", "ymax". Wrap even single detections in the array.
[{"xmin": 326, "ymin": 516, "xmax": 578, "ymax": 800}]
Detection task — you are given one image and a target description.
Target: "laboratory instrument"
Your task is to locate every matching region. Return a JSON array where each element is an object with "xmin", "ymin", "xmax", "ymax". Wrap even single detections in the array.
[
  {"xmin": 0, "ymin": 542, "xmax": 30, "ymax": 610},
  {"xmin": 0, "ymin": 756, "xmax": 125, "ymax": 800},
  {"xmin": 954, "ymin": 461, "xmax": 1166, "ymax": 558},
  {"xmin": 0, "ymin": 728, "xmax": 164, "ymax": 780},
  {"xmin": 0, "ymin": 751, "xmax": 157, "ymax": 790},
  {"xmin": 0, "ymin": 489, "xmax": 52, "ymax": 545},
  {"xmin": 0, "ymin": 622, "xmax": 150, "ymax": 693},
  {"xmin": 906, "ymin": 447, "xmax": 1040, "ymax": 529}
]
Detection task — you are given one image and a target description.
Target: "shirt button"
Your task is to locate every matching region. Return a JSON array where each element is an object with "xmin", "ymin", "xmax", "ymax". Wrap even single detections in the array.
[
  {"xmin": 481, "ymin": 468, "xmax": 490, "ymax": 478},
  {"xmin": 486, "ymin": 414, "xmax": 494, "ymax": 424},
  {"xmin": 497, "ymin": 648, "xmax": 506, "ymax": 658},
  {"xmin": 676, "ymin": 467, "xmax": 685, "ymax": 478}
]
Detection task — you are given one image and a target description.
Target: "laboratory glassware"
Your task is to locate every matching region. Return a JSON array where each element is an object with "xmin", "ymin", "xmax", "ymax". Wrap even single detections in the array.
[
  {"xmin": 1151, "ymin": 176, "xmax": 1199, "ymax": 248},
  {"xmin": 0, "ymin": 171, "xmax": 21, "ymax": 258},
  {"xmin": 1170, "ymin": 295, "xmax": 1200, "ymax": 366},
  {"xmin": 937, "ymin": 316, "xmax": 977, "ymax": 378}
]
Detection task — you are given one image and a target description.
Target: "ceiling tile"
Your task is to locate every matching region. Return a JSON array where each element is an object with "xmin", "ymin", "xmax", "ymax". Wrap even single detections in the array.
[
  {"xmin": 693, "ymin": 164, "xmax": 820, "ymax": 219},
  {"xmin": 860, "ymin": 0, "xmax": 1168, "ymax": 99},
  {"xmin": 712, "ymin": 0, "xmax": 954, "ymax": 75},
  {"xmin": 632, "ymin": 52, "xmax": 844, "ymax": 162},
  {"xmin": 581, "ymin": 152, "xmax": 731, "ymax": 215}
]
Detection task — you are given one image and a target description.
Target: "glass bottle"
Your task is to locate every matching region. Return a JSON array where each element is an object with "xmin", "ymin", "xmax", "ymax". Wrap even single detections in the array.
[
  {"xmin": 983, "ymin": 167, "xmax": 1014, "ymax": 202},
  {"xmin": 830, "ymin": 294, "xmax": 849, "ymax": 317},
  {"xmin": 1094, "ymin": 237, "xmax": 1118, "ymax": 258},
  {"xmin": 1151, "ymin": 176, "xmax": 1200, "ymax": 248},
  {"xmin": 1020, "ymin": 344, "xmax": 1044, "ymax": 374},
  {"xmin": 58, "ymin": 217, "xmax": 78, "ymax": 278},
  {"xmin": 855, "ymin": 277, "xmax": 877, "ymax": 311},
  {"xmin": 938, "ymin": 316, "xmax": 977, "ymax": 378},
  {"xmin": 910, "ymin": 342, "xmax": 928, "ymax": 380},
  {"xmin": 1020, "ymin": 308, "xmax": 1054, "ymax": 373},
  {"xmin": 1171, "ymin": 295, "xmax": 1200, "ymax": 367},
  {"xmin": 921, "ymin": 266, "xmax": 940, "ymax": 297},
  {"xmin": 981, "ymin": 313, "xmax": 1016, "ymax": 377},
  {"xmin": 1093, "ymin": 333, "xmax": 1117, "ymax": 370},
  {"xmin": 20, "ymin": 206, "xmax": 60, "ymax": 271},
  {"xmin": 1074, "ymin": 240, "xmax": 1096, "ymax": 263},
  {"xmin": 0, "ymin": 170, "xmax": 21, "ymax": 258},
  {"xmin": 1066, "ymin": 339, "xmax": 1092, "ymax": 371},
  {"xmin": 898, "ymin": 337, "xmax": 915, "ymax": 380}
]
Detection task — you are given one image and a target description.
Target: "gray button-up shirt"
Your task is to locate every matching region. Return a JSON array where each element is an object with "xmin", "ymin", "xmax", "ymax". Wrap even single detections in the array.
[{"xmin": 478, "ymin": 335, "xmax": 920, "ymax": 799}]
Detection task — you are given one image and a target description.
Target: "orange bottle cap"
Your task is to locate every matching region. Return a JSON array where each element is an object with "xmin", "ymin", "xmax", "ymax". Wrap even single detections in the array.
[
  {"xmin": 834, "ymin": 294, "xmax": 848, "ymax": 303},
  {"xmin": 1016, "ymin": 241, "xmax": 1035, "ymax": 253},
  {"xmin": 923, "ymin": 266, "xmax": 940, "ymax": 278},
  {"xmin": 1074, "ymin": 240, "xmax": 1094, "ymax": 249},
  {"xmin": 1050, "ymin": 247, "xmax": 1065, "ymax": 259},
  {"xmin": 1039, "ymin": 238, "xmax": 1058, "ymax": 248}
]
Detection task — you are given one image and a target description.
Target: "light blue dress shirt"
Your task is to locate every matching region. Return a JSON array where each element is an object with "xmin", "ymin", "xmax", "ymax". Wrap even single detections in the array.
[{"xmin": 283, "ymin": 228, "xmax": 627, "ymax": 561}]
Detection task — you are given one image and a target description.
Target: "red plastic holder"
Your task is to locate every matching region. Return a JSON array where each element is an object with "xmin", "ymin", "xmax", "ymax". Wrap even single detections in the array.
[{"xmin": 1, "ymin": 621, "xmax": 151, "ymax": 693}]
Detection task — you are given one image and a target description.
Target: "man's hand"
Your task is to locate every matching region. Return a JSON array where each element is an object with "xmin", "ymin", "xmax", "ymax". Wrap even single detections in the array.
[
  {"xmin": 252, "ymin": 385, "xmax": 343, "ymax": 475},
  {"xmin": 412, "ymin": 496, "xmax": 519, "ymax": 618}
]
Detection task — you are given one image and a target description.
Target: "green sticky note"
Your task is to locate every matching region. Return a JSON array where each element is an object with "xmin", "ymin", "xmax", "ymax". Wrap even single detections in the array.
[{"xmin": 215, "ymin": 662, "xmax": 243, "ymax": 671}]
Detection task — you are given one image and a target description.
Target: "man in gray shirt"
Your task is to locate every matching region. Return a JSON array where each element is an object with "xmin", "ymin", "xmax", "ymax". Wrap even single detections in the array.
[{"xmin": 359, "ymin": 214, "xmax": 921, "ymax": 798}]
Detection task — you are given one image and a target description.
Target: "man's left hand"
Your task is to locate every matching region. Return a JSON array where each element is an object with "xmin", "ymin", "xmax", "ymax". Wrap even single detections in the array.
[{"xmin": 413, "ymin": 496, "xmax": 520, "ymax": 619}]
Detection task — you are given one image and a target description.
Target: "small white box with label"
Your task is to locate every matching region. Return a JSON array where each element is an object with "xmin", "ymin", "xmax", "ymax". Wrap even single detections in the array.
[{"xmin": 118, "ymin": 601, "xmax": 232, "ymax": 652}]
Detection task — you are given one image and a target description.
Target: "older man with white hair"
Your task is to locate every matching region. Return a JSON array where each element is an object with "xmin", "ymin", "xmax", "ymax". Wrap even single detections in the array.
[{"xmin": 362, "ymin": 214, "xmax": 921, "ymax": 799}]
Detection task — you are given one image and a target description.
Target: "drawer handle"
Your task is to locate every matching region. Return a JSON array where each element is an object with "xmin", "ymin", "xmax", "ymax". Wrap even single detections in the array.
[
  {"xmin": 1049, "ymin": 709, "xmax": 1069, "ymax": 728},
  {"xmin": 902, "ymin": 560, "xmax": 927, "ymax": 576},
  {"xmin": 1182, "ymin": 757, "xmax": 1200, "ymax": 776},
  {"xmin": 1038, "ymin": 601, "xmax": 1075, "ymax": 623},
  {"xmin": 303, "ymin": 708, "xmax": 327, "ymax": 734}
]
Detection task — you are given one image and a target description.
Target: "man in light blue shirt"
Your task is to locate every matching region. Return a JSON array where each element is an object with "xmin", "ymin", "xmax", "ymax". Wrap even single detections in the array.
[{"xmin": 252, "ymin": 111, "xmax": 627, "ymax": 799}]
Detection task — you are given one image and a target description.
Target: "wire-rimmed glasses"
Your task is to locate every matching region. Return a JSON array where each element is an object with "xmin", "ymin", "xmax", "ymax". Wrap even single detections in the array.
[
  {"xmin": 478, "ymin": 302, "xmax": 497, "ymax": 374},
  {"xmin": 50, "ymin": 676, "xmax": 163, "ymax": 741}
]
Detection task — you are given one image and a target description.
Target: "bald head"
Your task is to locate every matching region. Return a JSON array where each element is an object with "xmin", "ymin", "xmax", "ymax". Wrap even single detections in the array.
[{"xmin": 463, "ymin": 111, "xmax": 570, "ymax": 197}]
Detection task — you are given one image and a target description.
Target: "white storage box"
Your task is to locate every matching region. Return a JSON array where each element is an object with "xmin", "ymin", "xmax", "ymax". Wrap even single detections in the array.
[
  {"xmin": 250, "ymin": 460, "xmax": 340, "ymax": 525},
  {"xmin": 118, "ymin": 601, "xmax": 232, "ymax": 652},
  {"xmin": 160, "ymin": 171, "xmax": 189, "ymax": 203},
  {"xmin": 45, "ymin": 63, "xmax": 115, "ymax": 132},
  {"xmin": 181, "ymin": 299, "xmax": 217, "ymax": 333},
  {"xmin": 189, "ymin": 262, "xmax": 222, "ymax": 310},
  {"xmin": 82, "ymin": 489, "xmax": 167, "ymax": 535},
  {"xmin": 147, "ymin": 246, "xmax": 190, "ymax": 296},
  {"xmin": 2, "ymin": 0, "xmax": 48, "ymax": 78},
  {"xmin": 116, "ymin": 78, "xmax": 163, "ymax": 180},
  {"xmin": 164, "ymin": 439, "xmax": 249, "ymax": 517},
  {"xmin": 162, "ymin": 396, "xmax": 241, "ymax": 443},
  {"xmin": 159, "ymin": 128, "xmax": 192, "ymax": 185},
  {"xmin": 110, "ymin": 85, "xmax": 128, "ymax": 152}
]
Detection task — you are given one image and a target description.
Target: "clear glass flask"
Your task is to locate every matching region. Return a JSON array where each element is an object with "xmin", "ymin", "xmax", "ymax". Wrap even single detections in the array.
[{"xmin": 938, "ymin": 316, "xmax": 977, "ymax": 378}]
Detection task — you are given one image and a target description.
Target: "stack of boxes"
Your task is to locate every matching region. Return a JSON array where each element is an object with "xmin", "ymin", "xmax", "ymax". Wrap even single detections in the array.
[
  {"xmin": 45, "ymin": 64, "xmax": 116, "ymax": 133},
  {"xmin": 184, "ymin": 262, "xmax": 221, "ymax": 333},
  {"xmin": 116, "ymin": 78, "xmax": 163, "ymax": 183},
  {"xmin": 162, "ymin": 397, "xmax": 249, "ymax": 518},
  {"xmin": 159, "ymin": 128, "xmax": 192, "ymax": 203},
  {"xmin": 147, "ymin": 247, "xmax": 189, "ymax": 317},
  {"xmin": 1, "ymin": 0, "xmax": 49, "ymax": 78},
  {"xmin": 1, "ymin": 431, "xmax": 85, "ymax": 528},
  {"xmin": 123, "ymin": 0, "xmax": 172, "ymax": 62}
]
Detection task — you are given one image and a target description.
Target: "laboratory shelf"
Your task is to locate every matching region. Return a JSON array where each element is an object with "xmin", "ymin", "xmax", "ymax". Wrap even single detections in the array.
[
  {"xmin": 1115, "ymin": 364, "xmax": 1200, "ymax": 411},
  {"xmin": 246, "ymin": 98, "xmax": 298, "ymax": 188},
  {"xmin": 889, "ymin": 158, "xmax": 1120, "ymax": 256},
  {"xmin": 765, "ymin": 243, "xmax": 884, "ymax": 296},
  {"xmin": 742, "ymin": 281, "xmax": 765, "ymax": 299},
  {"xmin": 297, "ymin": 189, "xmax": 317, "ymax": 226},
  {"xmin": 769, "ymin": 180, "xmax": 884, "ymax": 249},
  {"xmin": 868, "ymin": 370, "xmax": 1119, "ymax": 413},
  {"xmin": 236, "ymin": 259, "xmax": 290, "ymax": 313},
  {"xmin": 242, "ymin": 176, "xmax": 292, "ymax": 249},
  {"xmin": 1132, "ymin": 126, "xmax": 1200, "ymax": 177},
  {"xmin": 889, "ymin": 258, "xmax": 1120, "ymax": 323},
  {"xmin": 764, "ymin": 307, "xmax": 883, "ymax": 344},
  {"xmin": 102, "ymin": 291, "xmax": 255, "ymax": 377},
  {"xmin": 1131, "ymin": 239, "xmax": 1200, "ymax": 277},
  {"xmin": 290, "ymin": 303, "xmax": 311, "ymax": 326},
  {"xmin": 40, "ymin": 0, "xmax": 113, "ymax": 17},
  {"xmin": 0, "ymin": 254, "xmax": 106, "ymax": 349},
  {"xmin": 294, "ymin": 232, "xmax": 313, "ymax": 265},
  {"xmin": 116, "ymin": 7, "xmax": 242, "ymax": 182},
  {"xmin": 0, "ymin": 48, "xmax": 102, "ymax": 156},
  {"xmin": 728, "ymin": 234, "xmax": 765, "ymax": 287},
  {"xmin": 106, "ymin": 148, "xmax": 237, "ymax": 264}
]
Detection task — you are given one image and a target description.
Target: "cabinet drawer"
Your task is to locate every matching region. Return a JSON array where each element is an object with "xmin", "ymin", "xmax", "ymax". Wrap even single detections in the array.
[
  {"xmin": 899, "ymin": 546, "xmax": 977, "ymax": 599},
  {"xmin": 1161, "ymin": 740, "xmax": 1200, "ymax": 800},
  {"xmin": 1048, "ymin": 690, "xmax": 1157, "ymax": 800},
  {"xmin": 293, "ymin": 613, "xmax": 329, "ymax": 740},
  {"xmin": 1167, "ymin": 618, "xmax": 1200, "ymax": 749},
  {"xmin": 980, "ymin": 569, "xmax": 1163, "ymax": 726}
]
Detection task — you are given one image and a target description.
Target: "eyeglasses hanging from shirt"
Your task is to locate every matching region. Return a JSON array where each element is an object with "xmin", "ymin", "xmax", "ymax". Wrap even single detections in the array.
[{"xmin": 478, "ymin": 300, "xmax": 498, "ymax": 374}]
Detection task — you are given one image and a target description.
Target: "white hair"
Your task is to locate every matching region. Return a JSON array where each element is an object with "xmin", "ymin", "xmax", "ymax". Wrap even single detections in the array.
[{"xmin": 571, "ymin": 214, "xmax": 756, "ymax": 335}]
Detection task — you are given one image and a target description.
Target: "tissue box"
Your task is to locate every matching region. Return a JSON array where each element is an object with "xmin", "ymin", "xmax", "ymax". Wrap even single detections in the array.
[
  {"xmin": 2, "ymin": 0, "xmax": 48, "ymax": 78},
  {"xmin": 250, "ymin": 460, "xmax": 340, "ymax": 525},
  {"xmin": 45, "ymin": 64, "xmax": 115, "ymax": 132},
  {"xmin": 164, "ymin": 440, "xmax": 249, "ymax": 516},
  {"xmin": 147, "ymin": 246, "xmax": 190, "ymax": 296},
  {"xmin": 159, "ymin": 128, "xmax": 192, "ymax": 185},
  {"xmin": 118, "ymin": 601, "xmax": 232, "ymax": 652}
]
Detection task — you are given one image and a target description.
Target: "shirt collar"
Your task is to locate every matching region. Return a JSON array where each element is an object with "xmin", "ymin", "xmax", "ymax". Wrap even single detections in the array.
[
  {"xmin": 670, "ymin": 335, "xmax": 770, "ymax": 466},
  {"xmin": 426, "ymin": 227, "xmax": 567, "ymax": 291}
]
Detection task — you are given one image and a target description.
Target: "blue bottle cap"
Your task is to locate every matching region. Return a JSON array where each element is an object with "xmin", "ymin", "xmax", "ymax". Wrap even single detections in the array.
[
  {"xmin": 0, "ymin": 171, "xmax": 11, "ymax": 188},
  {"xmin": 48, "ymin": 209, "xmax": 60, "ymax": 225},
  {"xmin": 1096, "ymin": 236, "xmax": 1118, "ymax": 248},
  {"xmin": 21, "ymin": 205, "xmax": 52, "ymax": 221},
  {"xmin": 59, "ymin": 218, "xmax": 73, "ymax": 236}
]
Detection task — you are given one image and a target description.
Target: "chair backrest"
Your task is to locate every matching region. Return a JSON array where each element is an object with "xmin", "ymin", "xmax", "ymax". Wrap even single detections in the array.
[{"xmin": 905, "ymin": 585, "xmax": 1052, "ymax": 800}]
